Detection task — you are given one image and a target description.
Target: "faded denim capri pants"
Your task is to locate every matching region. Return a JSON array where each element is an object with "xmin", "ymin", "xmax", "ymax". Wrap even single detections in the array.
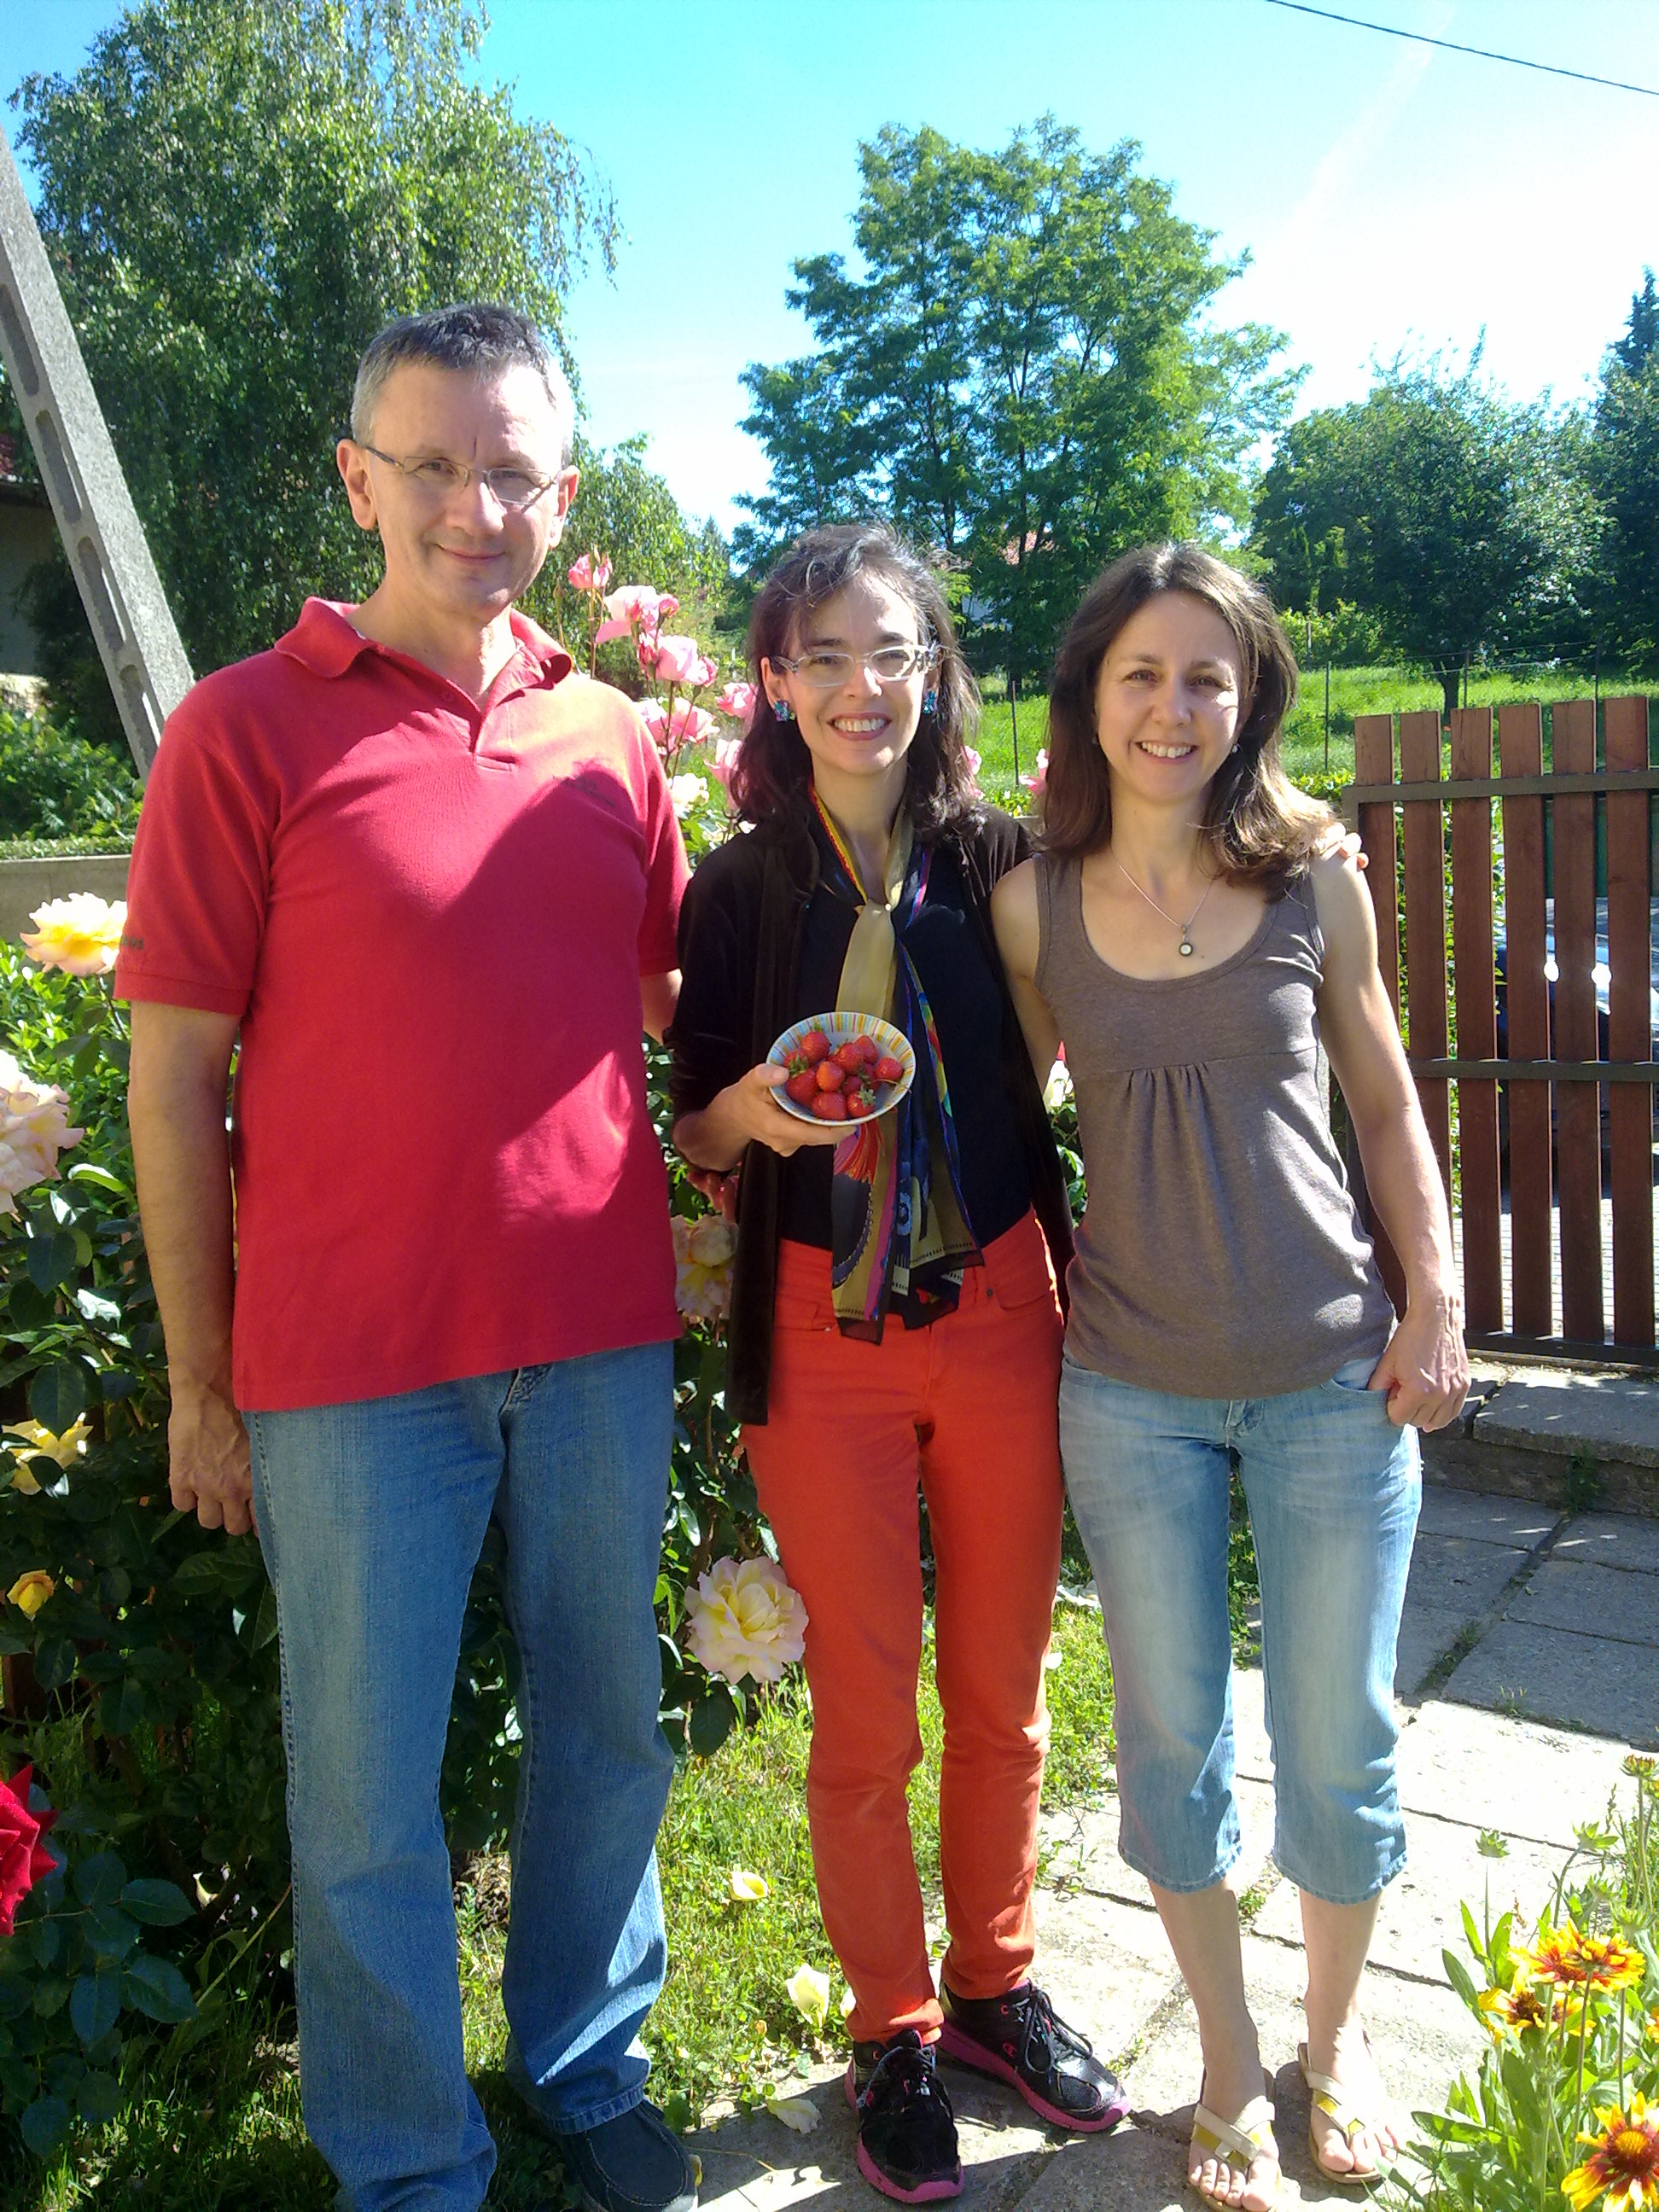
[{"xmin": 1059, "ymin": 1353, "xmax": 1421, "ymax": 1906}]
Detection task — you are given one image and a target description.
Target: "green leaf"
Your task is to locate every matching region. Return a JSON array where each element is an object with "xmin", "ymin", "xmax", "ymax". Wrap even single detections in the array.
[
  {"xmin": 26, "ymin": 1230, "xmax": 79, "ymax": 1295},
  {"xmin": 75, "ymin": 2069, "xmax": 122, "ymax": 2125},
  {"xmin": 166, "ymin": 1553, "xmax": 231, "ymax": 1599},
  {"xmin": 73, "ymin": 1852, "xmax": 128, "ymax": 1909},
  {"xmin": 20, "ymin": 2092, "xmax": 73, "ymax": 2157},
  {"xmin": 98, "ymin": 1678, "xmax": 152, "ymax": 1737},
  {"xmin": 69, "ymin": 1969, "xmax": 122, "ymax": 2048},
  {"xmin": 32, "ymin": 1975, "xmax": 70, "ymax": 2017},
  {"xmin": 83, "ymin": 1906, "xmax": 139, "ymax": 1965},
  {"xmin": 119, "ymin": 1880, "xmax": 193, "ymax": 1928},
  {"xmin": 121, "ymin": 1955, "xmax": 195, "ymax": 2024},
  {"xmin": 1460, "ymin": 1899, "xmax": 1485, "ymax": 1964},
  {"xmin": 247, "ymin": 1585, "xmax": 279, "ymax": 1650},
  {"xmin": 30, "ymin": 1359, "xmax": 90, "ymax": 1434},
  {"xmin": 688, "ymin": 1685, "xmax": 736, "ymax": 1757},
  {"xmin": 66, "ymin": 1165, "xmax": 128, "ymax": 1196},
  {"xmin": 32, "ymin": 1638, "xmax": 77, "ymax": 1693},
  {"xmin": 1441, "ymin": 1947, "xmax": 1482, "ymax": 2014},
  {"xmin": 6, "ymin": 1279, "xmax": 56, "ymax": 1331}
]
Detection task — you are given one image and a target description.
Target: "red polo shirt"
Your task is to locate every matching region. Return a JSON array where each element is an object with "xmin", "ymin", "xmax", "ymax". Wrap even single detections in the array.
[{"xmin": 116, "ymin": 599, "xmax": 688, "ymax": 1411}]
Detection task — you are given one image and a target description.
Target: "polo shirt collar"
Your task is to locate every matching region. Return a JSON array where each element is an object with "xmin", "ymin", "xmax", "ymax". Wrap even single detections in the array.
[{"xmin": 276, "ymin": 598, "xmax": 573, "ymax": 691}]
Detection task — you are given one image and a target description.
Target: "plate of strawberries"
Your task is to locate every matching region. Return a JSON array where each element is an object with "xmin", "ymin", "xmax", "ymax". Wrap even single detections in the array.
[{"xmin": 767, "ymin": 1013, "xmax": 916, "ymax": 1125}]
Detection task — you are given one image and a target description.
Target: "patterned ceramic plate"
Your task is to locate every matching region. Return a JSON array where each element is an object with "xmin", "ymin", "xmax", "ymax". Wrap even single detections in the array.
[{"xmin": 766, "ymin": 1012, "xmax": 917, "ymax": 1124}]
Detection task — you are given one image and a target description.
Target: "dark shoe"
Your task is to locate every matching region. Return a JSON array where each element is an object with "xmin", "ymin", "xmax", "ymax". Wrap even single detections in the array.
[
  {"xmin": 938, "ymin": 1981, "xmax": 1128, "ymax": 2133},
  {"xmin": 557, "ymin": 2102, "xmax": 699, "ymax": 2212},
  {"xmin": 843, "ymin": 2029, "xmax": 963, "ymax": 2203}
]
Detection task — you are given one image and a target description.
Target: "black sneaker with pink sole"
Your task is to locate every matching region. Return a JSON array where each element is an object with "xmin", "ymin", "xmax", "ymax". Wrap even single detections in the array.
[
  {"xmin": 937, "ymin": 1982, "xmax": 1128, "ymax": 2133},
  {"xmin": 845, "ymin": 2029, "xmax": 963, "ymax": 2203}
]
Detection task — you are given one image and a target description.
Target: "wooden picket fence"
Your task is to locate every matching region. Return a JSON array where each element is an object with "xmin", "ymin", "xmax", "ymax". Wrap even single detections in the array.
[{"xmin": 1342, "ymin": 700, "xmax": 1658, "ymax": 1365}]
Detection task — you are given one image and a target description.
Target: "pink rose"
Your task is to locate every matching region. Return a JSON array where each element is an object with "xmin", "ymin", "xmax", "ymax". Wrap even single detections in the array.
[
  {"xmin": 595, "ymin": 585, "xmax": 661, "ymax": 645},
  {"xmin": 0, "ymin": 1765, "xmax": 55, "ymax": 1937},
  {"xmin": 650, "ymin": 635, "xmax": 707, "ymax": 685},
  {"xmin": 568, "ymin": 551, "xmax": 613, "ymax": 591},
  {"xmin": 1021, "ymin": 748, "xmax": 1050, "ymax": 798},
  {"xmin": 656, "ymin": 594, "xmax": 680, "ymax": 620},
  {"xmin": 0, "ymin": 1051, "xmax": 82, "ymax": 1216},
  {"xmin": 963, "ymin": 747, "xmax": 981, "ymax": 783},
  {"xmin": 709, "ymin": 736, "xmax": 743, "ymax": 790},
  {"xmin": 715, "ymin": 680, "xmax": 756, "ymax": 723}
]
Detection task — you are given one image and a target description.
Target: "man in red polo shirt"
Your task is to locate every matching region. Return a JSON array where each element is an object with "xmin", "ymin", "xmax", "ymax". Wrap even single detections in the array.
[{"xmin": 119, "ymin": 304, "xmax": 695, "ymax": 2212}]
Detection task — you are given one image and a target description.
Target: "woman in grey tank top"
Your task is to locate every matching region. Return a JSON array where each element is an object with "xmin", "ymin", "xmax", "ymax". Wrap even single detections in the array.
[{"xmin": 994, "ymin": 544, "xmax": 1469, "ymax": 2212}]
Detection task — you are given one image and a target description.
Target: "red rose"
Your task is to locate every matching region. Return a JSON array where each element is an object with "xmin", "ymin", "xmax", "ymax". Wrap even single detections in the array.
[{"xmin": 0, "ymin": 1765, "xmax": 56, "ymax": 1936}]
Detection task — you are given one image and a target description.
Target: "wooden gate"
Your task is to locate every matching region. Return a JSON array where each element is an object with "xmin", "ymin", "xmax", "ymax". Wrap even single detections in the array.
[{"xmin": 1344, "ymin": 701, "xmax": 1657, "ymax": 1364}]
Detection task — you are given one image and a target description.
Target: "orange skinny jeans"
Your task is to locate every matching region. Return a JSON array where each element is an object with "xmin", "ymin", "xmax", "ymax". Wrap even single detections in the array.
[{"xmin": 742, "ymin": 1210, "xmax": 1064, "ymax": 2045}]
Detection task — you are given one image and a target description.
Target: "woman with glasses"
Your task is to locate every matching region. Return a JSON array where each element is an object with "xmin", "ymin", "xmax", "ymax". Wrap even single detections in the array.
[{"xmin": 669, "ymin": 522, "xmax": 1125, "ymax": 2203}]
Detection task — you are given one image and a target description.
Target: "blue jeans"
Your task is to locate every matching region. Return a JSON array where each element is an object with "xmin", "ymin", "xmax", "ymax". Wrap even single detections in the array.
[
  {"xmin": 1059, "ymin": 1353, "xmax": 1420, "ymax": 1906},
  {"xmin": 246, "ymin": 1342, "xmax": 676, "ymax": 2212}
]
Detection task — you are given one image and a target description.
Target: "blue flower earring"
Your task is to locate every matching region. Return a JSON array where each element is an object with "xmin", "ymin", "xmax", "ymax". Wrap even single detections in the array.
[
  {"xmin": 922, "ymin": 689, "xmax": 938, "ymax": 715},
  {"xmin": 774, "ymin": 698, "xmax": 795, "ymax": 723}
]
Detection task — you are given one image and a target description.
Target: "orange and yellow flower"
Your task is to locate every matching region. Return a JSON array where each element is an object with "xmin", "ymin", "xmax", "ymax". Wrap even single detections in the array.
[
  {"xmin": 1563, "ymin": 2095, "xmax": 1659, "ymax": 2212},
  {"xmin": 1518, "ymin": 1924, "xmax": 1644, "ymax": 1994},
  {"xmin": 1479, "ymin": 1973, "xmax": 1555, "ymax": 2039}
]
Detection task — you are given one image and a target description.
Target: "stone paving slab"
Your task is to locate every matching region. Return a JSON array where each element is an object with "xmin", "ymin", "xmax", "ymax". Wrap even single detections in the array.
[
  {"xmin": 1405, "ymin": 1531, "xmax": 1533, "ymax": 1626},
  {"xmin": 1027, "ymin": 1887, "xmax": 1186, "ymax": 2064},
  {"xmin": 1554, "ymin": 1512, "xmax": 1659, "ymax": 1574},
  {"xmin": 1249, "ymin": 1807, "xmax": 1570, "ymax": 1980},
  {"xmin": 1110, "ymin": 1929, "xmax": 1486, "ymax": 2203},
  {"xmin": 1397, "ymin": 1604, "xmax": 1476, "ymax": 1697},
  {"xmin": 691, "ymin": 2060, "xmax": 1055, "ymax": 2212},
  {"xmin": 1504, "ymin": 1557, "xmax": 1659, "ymax": 1646},
  {"xmin": 1417, "ymin": 1486, "xmax": 1560, "ymax": 1548},
  {"xmin": 1038, "ymin": 1778, "xmax": 1278, "ymax": 1917},
  {"xmin": 1392, "ymin": 1699, "xmax": 1637, "ymax": 1842},
  {"xmin": 1475, "ymin": 1377, "xmax": 1659, "ymax": 1469},
  {"xmin": 1441, "ymin": 1619, "xmax": 1659, "ymax": 1747}
]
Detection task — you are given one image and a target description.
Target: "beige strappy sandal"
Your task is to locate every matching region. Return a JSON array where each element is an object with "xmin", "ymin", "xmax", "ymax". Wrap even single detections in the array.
[
  {"xmin": 1189, "ymin": 2087, "xmax": 1282, "ymax": 2211},
  {"xmin": 1298, "ymin": 2040, "xmax": 1395, "ymax": 2186}
]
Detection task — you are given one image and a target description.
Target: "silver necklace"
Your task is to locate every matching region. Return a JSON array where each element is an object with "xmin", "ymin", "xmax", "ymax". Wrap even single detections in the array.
[{"xmin": 1112, "ymin": 853, "xmax": 1215, "ymax": 958}]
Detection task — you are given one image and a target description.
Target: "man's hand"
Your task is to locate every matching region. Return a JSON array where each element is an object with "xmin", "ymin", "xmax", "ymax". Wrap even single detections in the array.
[{"xmin": 167, "ymin": 1379, "xmax": 255, "ymax": 1534}]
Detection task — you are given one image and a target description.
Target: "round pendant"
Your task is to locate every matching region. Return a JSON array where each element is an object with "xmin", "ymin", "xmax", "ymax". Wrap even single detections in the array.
[{"xmin": 1179, "ymin": 939, "xmax": 1195, "ymax": 958}]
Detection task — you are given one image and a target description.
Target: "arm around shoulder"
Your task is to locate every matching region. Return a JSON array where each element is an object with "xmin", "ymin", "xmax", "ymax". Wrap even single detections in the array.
[{"xmin": 991, "ymin": 859, "xmax": 1061, "ymax": 1080}]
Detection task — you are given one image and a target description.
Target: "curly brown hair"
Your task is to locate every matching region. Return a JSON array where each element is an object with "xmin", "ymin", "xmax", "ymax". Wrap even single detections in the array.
[
  {"xmin": 729, "ymin": 522, "xmax": 981, "ymax": 841},
  {"xmin": 1042, "ymin": 542, "xmax": 1331, "ymax": 888}
]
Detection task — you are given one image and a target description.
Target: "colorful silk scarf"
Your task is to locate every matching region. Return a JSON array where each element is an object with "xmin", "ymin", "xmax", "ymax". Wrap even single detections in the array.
[{"xmin": 811, "ymin": 789, "xmax": 981, "ymax": 1339}]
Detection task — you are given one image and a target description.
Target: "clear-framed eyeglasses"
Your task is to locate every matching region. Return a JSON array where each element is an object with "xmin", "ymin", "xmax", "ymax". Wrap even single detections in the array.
[
  {"xmin": 768, "ymin": 642, "xmax": 939, "ymax": 690},
  {"xmin": 355, "ymin": 443, "xmax": 558, "ymax": 511}
]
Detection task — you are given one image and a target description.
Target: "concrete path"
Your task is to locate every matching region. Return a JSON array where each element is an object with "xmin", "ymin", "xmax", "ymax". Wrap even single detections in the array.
[{"xmin": 691, "ymin": 1482, "xmax": 1655, "ymax": 2212}]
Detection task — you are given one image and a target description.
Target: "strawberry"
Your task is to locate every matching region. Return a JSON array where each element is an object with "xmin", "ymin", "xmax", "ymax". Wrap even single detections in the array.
[
  {"xmin": 846, "ymin": 1089, "xmax": 874, "ymax": 1118},
  {"xmin": 785, "ymin": 1070, "xmax": 819, "ymax": 1106},
  {"xmin": 811, "ymin": 1090, "xmax": 847, "ymax": 1121},
  {"xmin": 800, "ymin": 1029, "xmax": 832, "ymax": 1064},
  {"xmin": 815, "ymin": 1061, "xmax": 845, "ymax": 1091},
  {"xmin": 851, "ymin": 1033, "xmax": 880, "ymax": 1063},
  {"xmin": 831, "ymin": 1040, "xmax": 864, "ymax": 1073},
  {"xmin": 873, "ymin": 1056, "xmax": 905, "ymax": 1085}
]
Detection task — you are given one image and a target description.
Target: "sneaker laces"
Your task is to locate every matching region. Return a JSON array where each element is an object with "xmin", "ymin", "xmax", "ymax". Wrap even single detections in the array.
[
  {"xmin": 861, "ymin": 2036, "xmax": 957, "ymax": 2122},
  {"xmin": 1015, "ymin": 1988, "xmax": 1095, "ymax": 2081}
]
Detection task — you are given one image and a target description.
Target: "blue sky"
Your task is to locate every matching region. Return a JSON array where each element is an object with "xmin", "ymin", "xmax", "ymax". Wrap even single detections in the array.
[{"xmin": 6, "ymin": 1, "xmax": 1659, "ymax": 533}]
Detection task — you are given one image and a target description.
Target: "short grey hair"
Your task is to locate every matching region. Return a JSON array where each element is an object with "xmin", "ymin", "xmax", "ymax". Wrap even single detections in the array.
[{"xmin": 350, "ymin": 302, "xmax": 575, "ymax": 466}]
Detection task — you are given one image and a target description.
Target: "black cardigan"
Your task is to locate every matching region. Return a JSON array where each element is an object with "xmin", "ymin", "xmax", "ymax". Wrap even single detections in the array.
[{"xmin": 668, "ymin": 803, "xmax": 1075, "ymax": 1425}]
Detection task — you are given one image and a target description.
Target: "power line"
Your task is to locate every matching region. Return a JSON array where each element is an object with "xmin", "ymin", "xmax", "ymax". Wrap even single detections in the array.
[{"xmin": 1260, "ymin": 1, "xmax": 1659, "ymax": 98}]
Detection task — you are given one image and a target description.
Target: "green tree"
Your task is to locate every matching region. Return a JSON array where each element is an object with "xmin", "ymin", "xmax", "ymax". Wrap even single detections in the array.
[
  {"xmin": 1586, "ymin": 274, "xmax": 1659, "ymax": 667},
  {"xmin": 735, "ymin": 119, "xmax": 1298, "ymax": 687},
  {"xmin": 1251, "ymin": 352, "xmax": 1595, "ymax": 717},
  {"xmin": 10, "ymin": 0, "xmax": 618, "ymax": 694}
]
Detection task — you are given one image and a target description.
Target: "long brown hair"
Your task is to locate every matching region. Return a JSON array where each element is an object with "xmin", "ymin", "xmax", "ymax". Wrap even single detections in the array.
[
  {"xmin": 1041, "ymin": 542, "xmax": 1331, "ymax": 887},
  {"xmin": 729, "ymin": 522, "xmax": 981, "ymax": 841}
]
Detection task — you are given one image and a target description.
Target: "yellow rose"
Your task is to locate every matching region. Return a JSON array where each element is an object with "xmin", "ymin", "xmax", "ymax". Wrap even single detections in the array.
[
  {"xmin": 6, "ymin": 1572, "xmax": 55, "ymax": 1619},
  {"xmin": 684, "ymin": 1557, "xmax": 807, "ymax": 1685},
  {"xmin": 20, "ymin": 894, "xmax": 128, "ymax": 977},
  {"xmin": 672, "ymin": 1213, "xmax": 736, "ymax": 1323},
  {"xmin": 786, "ymin": 1965, "xmax": 830, "ymax": 2030},
  {"xmin": 0, "ymin": 1053, "xmax": 82, "ymax": 1217},
  {"xmin": 729, "ymin": 1867, "xmax": 770, "ymax": 1902},
  {"xmin": 5, "ymin": 1417, "xmax": 90, "ymax": 1472}
]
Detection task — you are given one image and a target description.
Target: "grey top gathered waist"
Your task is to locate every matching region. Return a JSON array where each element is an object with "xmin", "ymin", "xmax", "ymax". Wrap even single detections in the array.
[{"xmin": 1034, "ymin": 853, "xmax": 1396, "ymax": 1400}]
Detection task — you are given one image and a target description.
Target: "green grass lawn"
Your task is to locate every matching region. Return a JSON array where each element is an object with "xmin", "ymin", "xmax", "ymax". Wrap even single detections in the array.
[
  {"xmin": 969, "ymin": 663, "xmax": 1657, "ymax": 807},
  {"xmin": 5, "ymin": 1603, "xmax": 1117, "ymax": 2210}
]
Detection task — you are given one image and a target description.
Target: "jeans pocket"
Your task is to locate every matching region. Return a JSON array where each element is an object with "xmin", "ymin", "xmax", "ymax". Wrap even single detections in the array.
[
  {"xmin": 1327, "ymin": 1353, "xmax": 1383, "ymax": 1394},
  {"xmin": 772, "ymin": 1284, "xmax": 836, "ymax": 1333}
]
